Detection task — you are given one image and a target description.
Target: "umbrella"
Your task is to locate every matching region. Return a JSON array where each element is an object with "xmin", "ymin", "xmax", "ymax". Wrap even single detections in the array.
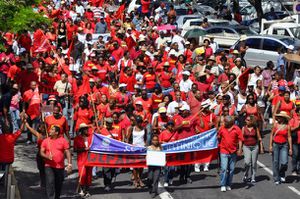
[
  {"xmin": 157, "ymin": 24, "xmax": 177, "ymax": 31},
  {"xmin": 184, "ymin": 28, "xmax": 207, "ymax": 39}
]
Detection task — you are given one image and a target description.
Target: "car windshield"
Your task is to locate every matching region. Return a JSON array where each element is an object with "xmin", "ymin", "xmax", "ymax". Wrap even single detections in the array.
[
  {"xmin": 279, "ymin": 37, "xmax": 296, "ymax": 46},
  {"xmin": 289, "ymin": 27, "xmax": 300, "ymax": 39},
  {"xmin": 235, "ymin": 28, "xmax": 257, "ymax": 35}
]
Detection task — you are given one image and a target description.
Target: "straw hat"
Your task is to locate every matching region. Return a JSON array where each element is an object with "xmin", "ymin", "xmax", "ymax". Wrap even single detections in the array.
[
  {"xmin": 79, "ymin": 123, "xmax": 89, "ymax": 130},
  {"xmin": 275, "ymin": 111, "xmax": 291, "ymax": 120}
]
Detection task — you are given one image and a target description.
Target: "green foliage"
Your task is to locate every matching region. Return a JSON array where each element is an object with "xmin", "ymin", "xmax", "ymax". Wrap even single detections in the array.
[
  {"xmin": 0, "ymin": 0, "xmax": 50, "ymax": 33},
  {"xmin": 8, "ymin": 7, "xmax": 51, "ymax": 33}
]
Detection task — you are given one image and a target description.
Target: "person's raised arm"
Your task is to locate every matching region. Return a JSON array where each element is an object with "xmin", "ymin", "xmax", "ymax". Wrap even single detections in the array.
[{"xmin": 25, "ymin": 122, "xmax": 41, "ymax": 139}]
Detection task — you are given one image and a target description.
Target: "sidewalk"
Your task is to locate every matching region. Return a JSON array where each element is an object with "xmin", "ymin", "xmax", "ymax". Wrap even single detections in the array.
[{"xmin": 13, "ymin": 133, "xmax": 79, "ymax": 199}]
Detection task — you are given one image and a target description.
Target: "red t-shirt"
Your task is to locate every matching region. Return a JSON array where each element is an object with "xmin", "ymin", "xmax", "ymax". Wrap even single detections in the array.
[
  {"xmin": 218, "ymin": 125, "xmax": 244, "ymax": 154},
  {"xmin": 74, "ymin": 108, "xmax": 93, "ymax": 131},
  {"xmin": 175, "ymin": 115, "xmax": 198, "ymax": 140},
  {"xmin": 41, "ymin": 137, "xmax": 69, "ymax": 169},
  {"xmin": 100, "ymin": 127, "xmax": 122, "ymax": 141},
  {"xmin": 74, "ymin": 134, "xmax": 92, "ymax": 166},
  {"xmin": 45, "ymin": 115, "xmax": 69, "ymax": 135},
  {"xmin": 143, "ymin": 72, "xmax": 156, "ymax": 89},
  {"xmin": 0, "ymin": 131, "xmax": 22, "ymax": 163},
  {"xmin": 159, "ymin": 130, "xmax": 178, "ymax": 143}
]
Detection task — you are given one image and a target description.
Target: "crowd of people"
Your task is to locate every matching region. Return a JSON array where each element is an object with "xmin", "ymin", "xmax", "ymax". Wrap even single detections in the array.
[{"xmin": 0, "ymin": 0, "xmax": 300, "ymax": 199}]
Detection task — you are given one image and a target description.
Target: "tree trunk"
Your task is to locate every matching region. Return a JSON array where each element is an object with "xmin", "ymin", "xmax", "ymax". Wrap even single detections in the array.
[{"xmin": 248, "ymin": 0, "xmax": 263, "ymax": 30}]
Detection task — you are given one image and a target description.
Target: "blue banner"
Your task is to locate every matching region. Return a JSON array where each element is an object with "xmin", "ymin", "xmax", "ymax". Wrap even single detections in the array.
[
  {"xmin": 90, "ymin": 128, "xmax": 217, "ymax": 155},
  {"xmin": 162, "ymin": 128, "xmax": 218, "ymax": 153}
]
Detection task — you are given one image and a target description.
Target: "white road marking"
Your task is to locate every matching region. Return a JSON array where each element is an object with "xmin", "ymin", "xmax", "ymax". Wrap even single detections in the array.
[
  {"xmin": 257, "ymin": 160, "xmax": 300, "ymax": 197},
  {"xmin": 288, "ymin": 186, "xmax": 300, "ymax": 196},
  {"xmin": 158, "ymin": 182, "xmax": 174, "ymax": 199},
  {"xmin": 257, "ymin": 161, "xmax": 273, "ymax": 175}
]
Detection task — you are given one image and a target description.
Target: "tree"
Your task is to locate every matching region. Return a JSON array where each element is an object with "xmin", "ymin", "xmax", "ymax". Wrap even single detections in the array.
[
  {"xmin": 0, "ymin": 0, "xmax": 50, "ymax": 33},
  {"xmin": 247, "ymin": 0, "xmax": 263, "ymax": 28}
]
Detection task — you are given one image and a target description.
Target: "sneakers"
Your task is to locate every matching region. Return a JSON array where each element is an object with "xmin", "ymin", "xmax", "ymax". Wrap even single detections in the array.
[
  {"xmin": 221, "ymin": 186, "xmax": 226, "ymax": 192},
  {"xmin": 226, "ymin": 186, "xmax": 231, "ymax": 191},
  {"xmin": 280, "ymin": 177, "xmax": 286, "ymax": 183},
  {"xmin": 203, "ymin": 165, "xmax": 209, "ymax": 172},
  {"xmin": 292, "ymin": 171, "xmax": 298, "ymax": 176},
  {"xmin": 104, "ymin": 186, "xmax": 111, "ymax": 192},
  {"xmin": 169, "ymin": 179, "xmax": 173, "ymax": 185},
  {"xmin": 163, "ymin": 182, "xmax": 168, "ymax": 187},
  {"xmin": 194, "ymin": 164, "xmax": 200, "ymax": 173},
  {"xmin": 275, "ymin": 181, "xmax": 280, "ymax": 185},
  {"xmin": 251, "ymin": 179, "xmax": 256, "ymax": 184},
  {"xmin": 79, "ymin": 190, "xmax": 85, "ymax": 197}
]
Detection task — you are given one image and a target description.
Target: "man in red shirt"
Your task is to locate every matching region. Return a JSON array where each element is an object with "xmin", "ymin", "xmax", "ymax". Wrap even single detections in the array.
[
  {"xmin": 45, "ymin": 106, "xmax": 70, "ymax": 141},
  {"xmin": 218, "ymin": 116, "xmax": 243, "ymax": 192},
  {"xmin": 0, "ymin": 119, "xmax": 25, "ymax": 168},
  {"xmin": 23, "ymin": 81, "xmax": 41, "ymax": 143},
  {"xmin": 40, "ymin": 125, "xmax": 72, "ymax": 199},
  {"xmin": 100, "ymin": 118, "xmax": 121, "ymax": 192}
]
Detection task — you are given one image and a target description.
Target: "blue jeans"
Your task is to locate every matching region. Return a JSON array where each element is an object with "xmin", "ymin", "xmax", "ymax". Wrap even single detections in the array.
[
  {"xmin": 272, "ymin": 142, "xmax": 288, "ymax": 182},
  {"xmin": 10, "ymin": 109, "xmax": 20, "ymax": 133},
  {"xmin": 292, "ymin": 143, "xmax": 300, "ymax": 173},
  {"xmin": 163, "ymin": 166, "xmax": 175, "ymax": 183},
  {"xmin": 220, "ymin": 153, "xmax": 237, "ymax": 187}
]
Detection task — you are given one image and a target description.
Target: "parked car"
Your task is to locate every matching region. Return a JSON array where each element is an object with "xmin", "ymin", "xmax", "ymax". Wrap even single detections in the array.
[
  {"xmin": 240, "ymin": 2, "xmax": 282, "ymax": 21},
  {"xmin": 205, "ymin": 25, "xmax": 257, "ymax": 48},
  {"xmin": 231, "ymin": 35, "xmax": 300, "ymax": 67},
  {"xmin": 261, "ymin": 19, "xmax": 300, "ymax": 39},
  {"xmin": 176, "ymin": 15, "xmax": 203, "ymax": 29},
  {"xmin": 181, "ymin": 18, "xmax": 239, "ymax": 36}
]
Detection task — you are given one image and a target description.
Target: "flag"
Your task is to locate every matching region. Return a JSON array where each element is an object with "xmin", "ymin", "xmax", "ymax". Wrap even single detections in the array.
[
  {"xmin": 67, "ymin": 39, "xmax": 74, "ymax": 58},
  {"xmin": 115, "ymin": 3, "xmax": 125, "ymax": 21},
  {"xmin": 238, "ymin": 68, "xmax": 251, "ymax": 91},
  {"xmin": 74, "ymin": 75, "xmax": 91, "ymax": 103},
  {"xmin": 32, "ymin": 29, "xmax": 51, "ymax": 53}
]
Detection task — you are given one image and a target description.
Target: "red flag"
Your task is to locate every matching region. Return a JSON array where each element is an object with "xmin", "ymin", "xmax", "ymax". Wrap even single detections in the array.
[
  {"xmin": 32, "ymin": 29, "xmax": 51, "ymax": 53},
  {"xmin": 115, "ymin": 3, "xmax": 125, "ymax": 21},
  {"xmin": 67, "ymin": 39, "xmax": 74, "ymax": 58},
  {"xmin": 125, "ymin": 36, "xmax": 136, "ymax": 50},
  {"xmin": 74, "ymin": 75, "xmax": 91, "ymax": 103},
  {"xmin": 238, "ymin": 68, "xmax": 251, "ymax": 91}
]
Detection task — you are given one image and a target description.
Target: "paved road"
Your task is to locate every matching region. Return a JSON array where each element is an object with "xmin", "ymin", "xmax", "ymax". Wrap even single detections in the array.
[{"xmin": 12, "ymin": 130, "xmax": 300, "ymax": 199}]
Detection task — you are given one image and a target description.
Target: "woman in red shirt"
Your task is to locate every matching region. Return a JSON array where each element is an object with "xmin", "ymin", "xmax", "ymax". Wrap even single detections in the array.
[
  {"xmin": 151, "ymin": 86, "xmax": 163, "ymax": 112},
  {"xmin": 74, "ymin": 123, "xmax": 92, "ymax": 197},
  {"xmin": 240, "ymin": 94, "xmax": 263, "ymax": 129},
  {"xmin": 274, "ymin": 91, "xmax": 295, "ymax": 117},
  {"xmin": 74, "ymin": 96, "xmax": 93, "ymax": 132},
  {"xmin": 97, "ymin": 94, "xmax": 109, "ymax": 123},
  {"xmin": 242, "ymin": 115, "xmax": 263, "ymax": 184},
  {"xmin": 269, "ymin": 111, "xmax": 292, "ymax": 184}
]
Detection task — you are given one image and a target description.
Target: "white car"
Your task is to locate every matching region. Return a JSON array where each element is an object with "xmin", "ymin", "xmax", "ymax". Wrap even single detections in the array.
[
  {"xmin": 181, "ymin": 18, "xmax": 239, "ymax": 36},
  {"xmin": 231, "ymin": 35, "xmax": 300, "ymax": 67},
  {"xmin": 204, "ymin": 26, "xmax": 257, "ymax": 48},
  {"xmin": 176, "ymin": 15, "xmax": 203, "ymax": 29}
]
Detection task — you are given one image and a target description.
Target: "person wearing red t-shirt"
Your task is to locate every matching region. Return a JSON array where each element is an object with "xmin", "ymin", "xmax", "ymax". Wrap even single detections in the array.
[
  {"xmin": 159, "ymin": 120, "xmax": 178, "ymax": 186},
  {"xmin": 134, "ymin": 89, "xmax": 153, "ymax": 114},
  {"xmin": 151, "ymin": 87, "xmax": 163, "ymax": 112},
  {"xmin": 141, "ymin": 0, "xmax": 151, "ymax": 17},
  {"xmin": 143, "ymin": 66, "xmax": 157, "ymax": 92},
  {"xmin": 174, "ymin": 104, "xmax": 203, "ymax": 184},
  {"xmin": 74, "ymin": 123, "xmax": 93, "ymax": 197},
  {"xmin": 0, "ymin": 120, "xmax": 25, "ymax": 168},
  {"xmin": 119, "ymin": 68, "xmax": 136, "ymax": 93},
  {"xmin": 74, "ymin": 96, "xmax": 93, "ymax": 132},
  {"xmin": 45, "ymin": 106, "xmax": 70, "ymax": 140},
  {"xmin": 99, "ymin": 118, "xmax": 122, "ymax": 192},
  {"xmin": 269, "ymin": 112, "xmax": 292, "ymax": 184},
  {"xmin": 218, "ymin": 116, "xmax": 243, "ymax": 192},
  {"xmin": 17, "ymin": 64, "xmax": 39, "ymax": 94},
  {"xmin": 40, "ymin": 125, "xmax": 72, "ymax": 199},
  {"xmin": 291, "ymin": 106, "xmax": 300, "ymax": 175},
  {"xmin": 23, "ymin": 81, "xmax": 41, "ymax": 143},
  {"xmin": 152, "ymin": 107, "xmax": 169, "ymax": 135}
]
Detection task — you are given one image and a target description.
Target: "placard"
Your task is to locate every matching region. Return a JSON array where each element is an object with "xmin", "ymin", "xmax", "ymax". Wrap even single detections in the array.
[{"xmin": 146, "ymin": 150, "xmax": 166, "ymax": 166}]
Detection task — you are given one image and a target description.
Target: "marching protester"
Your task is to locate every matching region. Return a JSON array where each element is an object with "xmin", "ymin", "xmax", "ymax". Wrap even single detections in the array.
[
  {"xmin": 2, "ymin": 0, "xmax": 300, "ymax": 198},
  {"xmin": 40, "ymin": 125, "xmax": 72, "ymax": 199},
  {"xmin": 218, "ymin": 116, "xmax": 243, "ymax": 192},
  {"xmin": 147, "ymin": 135, "xmax": 162, "ymax": 198},
  {"xmin": 242, "ymin": 115, "xmax": 263, "ymax": 184},
  {"xmin": 269, "ymin": 111, "xmax": 292, "ymax": 185}
]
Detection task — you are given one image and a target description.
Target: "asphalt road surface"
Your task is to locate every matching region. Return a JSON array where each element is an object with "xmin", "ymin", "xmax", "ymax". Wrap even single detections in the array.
[{"xmin": 13, "ymin": 130, "xmax": 300, "ymax": 199}]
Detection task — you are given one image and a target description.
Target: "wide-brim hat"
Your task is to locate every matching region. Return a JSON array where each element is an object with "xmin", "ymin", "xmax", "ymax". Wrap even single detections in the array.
[
  {"xmin": 275, "ymin": 111, "xmax": 291, "ymax": 120},
  {"xmin": 79, "ymin": 123, "xmax": 89, "ymax": 130}
]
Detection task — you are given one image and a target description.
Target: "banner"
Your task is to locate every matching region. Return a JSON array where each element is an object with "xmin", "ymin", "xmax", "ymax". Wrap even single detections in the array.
[{"xmin": 86, "ymin": 129, "xmax": 218, "ymax": 168}]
